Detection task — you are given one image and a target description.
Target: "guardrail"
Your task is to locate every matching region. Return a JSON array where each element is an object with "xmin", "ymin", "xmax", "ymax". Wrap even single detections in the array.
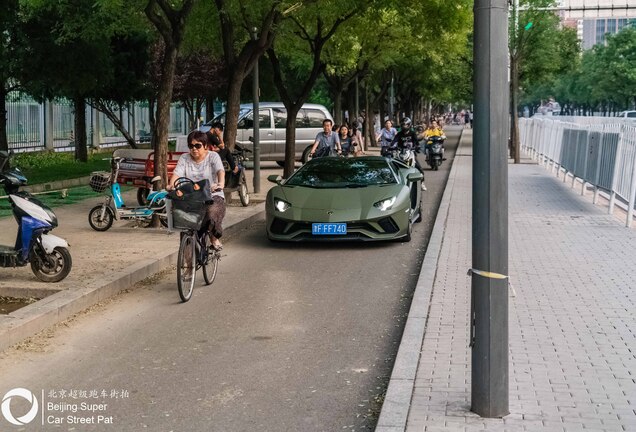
[
  {"xmin": 6, "ymin": 91, "xmax": 188, "ymax": 152},
  {"xmin": 520, "ymin": 116, "xmax": 636, "ymax": 227}
]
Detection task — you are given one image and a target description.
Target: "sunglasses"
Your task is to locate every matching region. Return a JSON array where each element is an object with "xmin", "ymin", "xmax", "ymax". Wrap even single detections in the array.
[{"xmin": 188, "ymin": 143, "xmax": 203, "ymax": 150}]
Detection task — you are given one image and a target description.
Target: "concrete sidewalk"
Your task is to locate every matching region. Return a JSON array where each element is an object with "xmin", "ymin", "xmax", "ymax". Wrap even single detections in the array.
[
  {"xmin": 0, "ymin": 164, "xmax": 283, "ymax": 352},
  {"xmin": 378, "ymin": 129, "xmax": 636, "ymax": 431}
]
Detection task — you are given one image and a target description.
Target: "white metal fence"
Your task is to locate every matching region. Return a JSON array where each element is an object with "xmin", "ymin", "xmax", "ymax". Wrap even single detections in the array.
[
  {"xmin": 6, "ymin": 91, "xmax": 189, "ymax": 152},
  {"xmin": 520, "ymin": 116, "xmax": 636, "ymax": 227}
]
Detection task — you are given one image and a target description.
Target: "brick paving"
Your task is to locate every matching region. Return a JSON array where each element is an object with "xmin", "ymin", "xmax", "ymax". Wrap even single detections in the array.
[{"xmin": 383, "ymin": 130, "xmax": 636, "ymax": 431}]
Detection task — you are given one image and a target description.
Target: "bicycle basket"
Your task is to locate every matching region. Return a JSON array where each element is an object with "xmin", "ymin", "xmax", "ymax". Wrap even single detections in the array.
[
  {"xmin": 89, "ymin": 171, "xmax": 110, "ymax": 193},
  {"xmin": 168, "ymin": 194, "xmax": 208, "ymax": 231}
]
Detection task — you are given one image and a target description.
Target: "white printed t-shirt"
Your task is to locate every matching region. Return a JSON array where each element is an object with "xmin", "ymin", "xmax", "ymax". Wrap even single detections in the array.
[{"xmin": 173, "ymin": 151, "xmax": 225, "ymax": 199}]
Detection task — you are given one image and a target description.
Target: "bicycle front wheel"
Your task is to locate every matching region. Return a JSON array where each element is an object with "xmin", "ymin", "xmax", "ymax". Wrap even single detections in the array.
[
  {"xmin": 177, "ymin": 232, "xmax": 196, "ymax": 302},
  {"xmin": 202, "ymin": 235, "xmax": 219, "ymax": 285}
]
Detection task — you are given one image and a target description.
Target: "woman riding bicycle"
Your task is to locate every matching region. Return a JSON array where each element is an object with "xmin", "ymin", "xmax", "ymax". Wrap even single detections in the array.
[{"xmin": 168, "ymin": 130, "xmax": 226, "ymax": 251}]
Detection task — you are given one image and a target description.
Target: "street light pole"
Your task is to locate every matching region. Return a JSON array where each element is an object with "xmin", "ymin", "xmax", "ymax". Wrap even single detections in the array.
[
  {"xmin": 471, "ymin": 0, "xmax": 509, "ymax": 418},
  {"xmin": 251, "ymin": 27, "xmax": 261, "ymax": 194}
]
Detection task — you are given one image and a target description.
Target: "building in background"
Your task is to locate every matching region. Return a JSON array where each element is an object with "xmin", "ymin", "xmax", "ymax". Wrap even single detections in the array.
[
  {"xmin": 558, "ymin": 0, "xmax": 636, "ymax": 49},
  {"xmin": 580, "ymin": 17, "xmax": 636, "ymax": 49}
]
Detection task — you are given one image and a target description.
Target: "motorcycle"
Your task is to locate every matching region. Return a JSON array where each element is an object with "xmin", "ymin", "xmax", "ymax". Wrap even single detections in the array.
[
  {"xmin": 88, "ymin": 157, "xmax": 169, "ymax": 231},
  {"xmin": 0, "ymin": 151, "xmax": 72, "ymax": 282},
  {"xmin": 223, "ymin": 145, "xmax": 251, "ymax": 206},
  {"xmin": 388, "ymin": 145, "xmax": 418, "ymax": 168},
  {"xmin": 425, "ymin": 136, "xmax": 445, "ymax": 171}
]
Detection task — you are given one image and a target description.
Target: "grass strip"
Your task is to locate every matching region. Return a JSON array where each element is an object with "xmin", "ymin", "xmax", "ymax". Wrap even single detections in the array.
[
  {"xmin": 0, "ymin": 185, "xmax": 132, "ymax": 219},
  {"xmin": 12, "ymin": 151, "xmax": 112, "ymax": 185}
]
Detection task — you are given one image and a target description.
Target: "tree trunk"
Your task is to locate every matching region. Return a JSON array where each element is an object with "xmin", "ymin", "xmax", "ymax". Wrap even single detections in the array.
[
  {"xmin": 364, "ymin": 81, "xmax": 372, "ymax": 149},
  {"xmin": 73, "ymin": 96, "xmax": 88, "ymax": 162},
  {"xmin": 0, "ymin": 89, "xmax": 8, "ymax": 152},
  {"xmin": 334, "ymin": 90, "xmax": 343, "ymax": 125},
  {"xmin": 283, "ymin": 108, "xmax": 300, "ymax": 178},
  {"xmin": 223, "ymin": 70, "xmax": 245, "ymax": 151},
  {"xmin": 93, "ymin": 100, "xmax": 138, "ymax": 149},
  {"xmin": 149, "ymin": 98, "xmax": 156, "ymax": 131},
  {"xmin": 153, "ymin": 46, "xmax": 178, "ymax": 188},
  {"xmin": 206, "ymin": 96, "xmax": 214, "ymax": 121}
]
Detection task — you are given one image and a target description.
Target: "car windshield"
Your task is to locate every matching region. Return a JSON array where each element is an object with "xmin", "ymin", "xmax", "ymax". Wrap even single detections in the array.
[
  {"xmin": 209, "ymin": 108, "xmax": 251, "ymax": 126},
  {"xmin": 285, "ymin": 157, "xmax": 399, "ymax": 188}
]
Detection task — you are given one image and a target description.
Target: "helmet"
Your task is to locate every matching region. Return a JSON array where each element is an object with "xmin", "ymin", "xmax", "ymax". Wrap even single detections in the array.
[{"xmin": 400, "ymin": 117, "xmax": 412, "ymax": 129}]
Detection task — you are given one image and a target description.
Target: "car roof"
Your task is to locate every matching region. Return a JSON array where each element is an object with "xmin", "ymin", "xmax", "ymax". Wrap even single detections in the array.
[{"xmin": 239, "ymin": 102, "xmax": 329, "ymax": 111}]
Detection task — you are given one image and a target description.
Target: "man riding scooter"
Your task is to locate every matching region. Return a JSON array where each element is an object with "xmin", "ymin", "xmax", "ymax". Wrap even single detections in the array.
[{"xmin": 390, "ymin": 117, "xmax": 427, "ymax": 191}]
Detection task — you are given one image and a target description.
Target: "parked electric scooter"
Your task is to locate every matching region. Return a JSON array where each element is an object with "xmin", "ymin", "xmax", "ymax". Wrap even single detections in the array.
[
  {"xmin": 0, "ymin": 151, "xmax": 72, "ymax": 282},
  {"xmin": 88, "ymin": 157, "xmax": 168, "ymax": 231}
]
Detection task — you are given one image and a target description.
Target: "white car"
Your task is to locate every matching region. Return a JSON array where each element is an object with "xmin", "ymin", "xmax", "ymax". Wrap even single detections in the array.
[
  {"xmin": 617, "ymin": 110, "xmax": 636, "ymax": 119},
  {"xmin": 194, "ymin": 102, "xmax": 334, "ymax": 165}
]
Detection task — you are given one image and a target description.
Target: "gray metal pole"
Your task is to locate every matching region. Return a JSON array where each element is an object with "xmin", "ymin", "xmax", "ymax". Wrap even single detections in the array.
[
  {"xmin": 389, "ymin": 71, "xmax": 395, "ymax": 121},
  {"xmin": 355, "ymin": 76, "xmax": 359, "ymax": 123},
  {"xmin": 471, "ymin": 0, "xmax": 509, "ymax": 418},
  {"xmin": 252, "ymin": 28, "xmax": 261, "ymax": 194}
]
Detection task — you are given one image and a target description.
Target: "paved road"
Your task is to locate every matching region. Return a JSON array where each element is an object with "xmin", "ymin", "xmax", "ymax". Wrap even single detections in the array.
[{"xmin": 0, "ymin": 130, "xmax": 461, "ymax": 431}]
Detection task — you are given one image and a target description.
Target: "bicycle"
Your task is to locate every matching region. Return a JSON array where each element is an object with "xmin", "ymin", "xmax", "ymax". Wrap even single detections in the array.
[
  {"xmin": 176, "ymin": 227, "xmax": 221, "ymax": 302},
  {"xmin": 167, "ymin": 177, "xmax": 222, "ymax": 302}
]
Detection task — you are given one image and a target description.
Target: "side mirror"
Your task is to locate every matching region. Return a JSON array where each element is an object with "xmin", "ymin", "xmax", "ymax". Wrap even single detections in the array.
[
  {"xmin": 407, "ymin": 172, "xmax": 424, "ymax": 182},
  {"xmin": 267, "ymin": 174, "xmax": 283, "ymax": 184}
]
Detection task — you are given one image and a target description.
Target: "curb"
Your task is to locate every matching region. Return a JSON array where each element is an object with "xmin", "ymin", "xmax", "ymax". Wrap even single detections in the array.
[
  {"xmin": 375, "ymin": 129, "xmax": 468, "ymax": 431},
  {"xmin": 22, "ymin": 176, "xmax": 92, "ymax": 194},
  {"xmin": 0, "ymin": 204, "xmax": 266, "ymax": 353}
]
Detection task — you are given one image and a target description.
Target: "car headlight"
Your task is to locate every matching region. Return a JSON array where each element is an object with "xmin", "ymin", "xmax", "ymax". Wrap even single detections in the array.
[
  {"xmin": 373, "ymin": 196, "xmax": 396, "ymax": 211},
  {"xmin": 274, "ymin": 198, "xmax": 291, "ymax": 212}
]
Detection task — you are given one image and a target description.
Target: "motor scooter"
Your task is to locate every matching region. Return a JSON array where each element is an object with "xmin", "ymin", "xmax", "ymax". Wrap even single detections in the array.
[
  {"xmin": 397, "ymin": 146, "xmax": 417, "ymax": 167},
  {"xmin": 222, "ymin": 145, "xmax": 251, "ymax": 206},
  {"xmin": 387, "ymin": 145, "xmax": 417, "ymax": 168},
  {"xmin": 425, "ymin": 136, "xmax": 445, "ymax": 171},
  {"xmin": 88, "ymin": 157, "xmax": 168, "ymax": 231},
  {"xmin": 0, "ymin": 151, "xmax": 72, "ymax": 282}
]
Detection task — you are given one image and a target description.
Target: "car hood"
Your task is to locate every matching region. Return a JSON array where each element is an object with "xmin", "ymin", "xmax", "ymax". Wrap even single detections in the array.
[
  {"xmin": 278, "ymin": 184, "xmax": 404, "ymax": 210},
  {"xmin": 268, "ymin": 183, "xmax": 413, "ymax": 223}
]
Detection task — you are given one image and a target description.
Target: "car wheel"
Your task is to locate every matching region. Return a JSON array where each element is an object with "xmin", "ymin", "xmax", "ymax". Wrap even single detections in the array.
[
  {"xmin": 414, "ymin": 206, "xmax": 423, "ymax": 223},
  {"xmin": 401, "ymin": 218, "xmax": 413, "ymax": 242}
]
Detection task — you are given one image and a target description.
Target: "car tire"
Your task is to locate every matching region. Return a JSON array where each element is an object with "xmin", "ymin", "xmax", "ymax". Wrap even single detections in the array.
[{"xmin": 401, "ymin": 218, "xmax": 413, "ymax": 242}]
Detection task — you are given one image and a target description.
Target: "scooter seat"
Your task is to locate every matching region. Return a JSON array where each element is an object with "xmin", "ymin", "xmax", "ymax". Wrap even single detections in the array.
[{"xmin": 142, "ymin": 176, "xmax": 162, "ymax": 184}]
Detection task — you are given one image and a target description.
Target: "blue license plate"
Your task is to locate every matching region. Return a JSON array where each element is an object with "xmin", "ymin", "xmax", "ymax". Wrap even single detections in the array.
[{"xmin": 312, "ymin": 223, "xmax": 347, "ymax": 235}]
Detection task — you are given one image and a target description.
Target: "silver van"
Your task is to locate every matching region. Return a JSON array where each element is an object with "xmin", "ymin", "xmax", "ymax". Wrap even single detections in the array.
[{"xmin": 196, "ymin": 102, "xmax": 333, "ymax": 165}]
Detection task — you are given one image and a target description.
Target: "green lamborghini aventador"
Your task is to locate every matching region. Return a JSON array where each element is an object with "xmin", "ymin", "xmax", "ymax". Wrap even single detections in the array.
[{"xmin": 265, "ymin": 156, "xmax": 424, "ymax": 242}]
